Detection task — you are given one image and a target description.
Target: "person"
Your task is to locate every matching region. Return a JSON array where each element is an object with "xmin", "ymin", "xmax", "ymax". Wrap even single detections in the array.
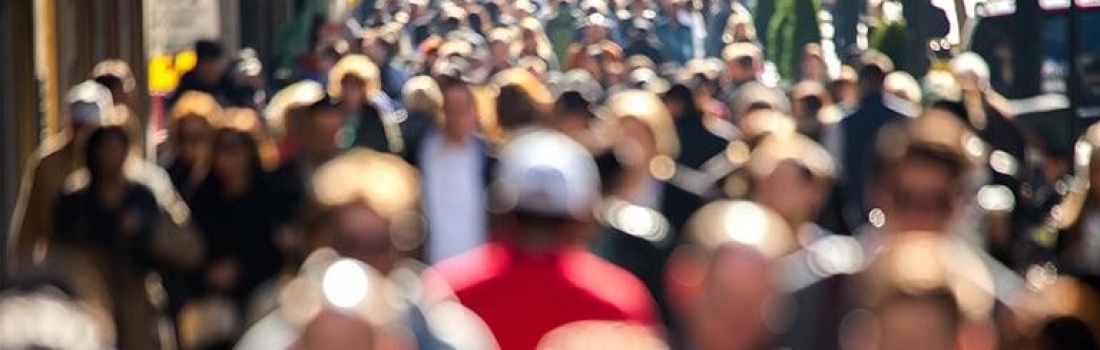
[
  {"xmin": 800, "ymin": 43, "xmax": 828, "ymax": 83},
  {"xmin": 838, "ymin": 51, "xmax": 918, "ymax": 229},
  {"xmin": 52, "ymin": 126, "xmax": 173, "ymax": 349},
  {"xmin": 660, "ymin": 83, "xmax": 730, "ymax": 232},
  {"xmin": 655, "ymin": 0, "xmax": 698, "ymax": 65},
  {"xmin": 516, "ymin": 17, "xmax": 561, "ymax": 71},
  {"xmin": 664, "ymin": 201, "xmax": 794, "ymax": 350},
  {"xmin": 544, "ymin": 0, "xmax": 578, "ymax": 67},
  {"xmin": 188, "ymin": 109, "xmax": 280, "ymax": 319},
  {"xmin": 492, "ymin": 68, "xmax": 556, "ymax": 137},
  {"xmin": 327, "ymin": 54, "xmax": 403, "ymax": 153},
  {"xmin": 170, "ymin": 40, "xmax": 231, "ymax": 108},
  {"xmin": 704, "ymin": 0, "xmax": 752, "ymax": 57},
  {"xmin": 718, "ymin": 42, "xmax": 763, "ymax": 102},
  {"xmin": 362, "ymin": 25, "xmax": 412, "ymax": 104},
  {"xmin": 225, "ymin": 49, "xmax": 267, "ymax": 111},
  {"xmin": 264, "ymin": 80, "xmax": 327, "ymax": 164},
  {"xmin": 487, "ymin": 28, "xmax": 516, "ymax": 77},
  {"xmin": 165, "ymin": 91, "xmax": 222, "ymax": 199},
  {"xmin": 433, "ymin": 129, "xmax": 660, "ymax": 350},
  {"xmin": 413, "ymin": 80, "xmax": 494, "ymax": 263},
  {"xmin": 623, "ymin": 19, "xmax": 666, "ymax": 66},
  {"xmin": 884, "ymin": 71, "xmax": 923, "ymax": 106},
  {"xmin": 238, "ymin": 150, "xmax": 496, "ymax": 350},
  {"xmin": 748, "ymin": 132, "xmax": 838, "ymax": 239},
  {"xmin": 398, "ymin": 75, "xmax": 444, "ymax": 161},
  {"xmin": 91, "ymin": 59, "xmax": 144, "ymax": 157},
  {"xmin": 8, "ymin": 81, "xmax": 115, "ymax": 274}
]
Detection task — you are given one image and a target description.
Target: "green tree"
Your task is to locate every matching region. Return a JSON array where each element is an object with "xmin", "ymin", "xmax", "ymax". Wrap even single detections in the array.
[{"xmin": 766, "ymin": 0, "xmax": 823, "ymax": 81}]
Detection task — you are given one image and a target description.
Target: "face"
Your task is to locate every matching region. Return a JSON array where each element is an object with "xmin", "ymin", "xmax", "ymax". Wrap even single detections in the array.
[
  {"xmin": 94, "ymin": 133, "xmax": 129, "ymax": 179},
  {"xmin": 333, "ymin": 205, "xmax": 394, "ymax": 274},
  {"xmin": 177, "ymin": 118, "xmax": 213, "ymax": 164},
  {"xmin": 490, "ymin": 42, "xmax": 511, "ymax": 64},
  {"xmin": 200, "ymin": 57, "xmax": 229, "ymax": 84},
  {"xmin": 307, "ymin": 109, "xmax": 344, "ymax": 160},
  {"xmin": 584, "ymin": 25, "xmax": 607, "ymax": 43},
  {"xmin": 878, "ymin": 299, "xmax": 957, "ymax": 350},
  {"xmin": 695, "ymin": 247, "xmax": 775, "ymax": 350},
  {"xmin": 442, "ymin": 86, "xmax": 479, "ymax": 140},
  {"xmin": 340, "ymin": 75, "xmax": 367, "ymax": 108},
  {"xmin": 802, "ymin": 56, "xmax": 824, "ymax": 80},
  {"xmin": 883, "ymin": 158, "xmax": 958, "ymax": 232},
  {"xmin": 754, "ymin": 162, "xmax": 824, "ymax": 225},
  {"xmin": 212, "ymin": 131, "xmax": 254, "ymax": 181},
  {"xmin": 728, "ymin": 61, "xmax": 753, "ymax": 84},
  {"xmin": 523, "ymin": 30, "xmax": 538, "ymax": 50},
  {"xmin": 365, "ymin": 39, "xmax": 389, "ymax": 64}
]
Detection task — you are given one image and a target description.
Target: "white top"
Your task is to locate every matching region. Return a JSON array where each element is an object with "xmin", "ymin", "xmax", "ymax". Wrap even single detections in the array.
[{"xmin": 421, "ymin": 132, "xmax": 488, "ymax": 263}]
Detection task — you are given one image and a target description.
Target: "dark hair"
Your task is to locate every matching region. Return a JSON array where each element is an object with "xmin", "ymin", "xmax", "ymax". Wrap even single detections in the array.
[
  {"xmin": 663, "ymin": 84, "xmax": 704, "ymax": 120},
  {"xmin": 735, "ymin": 55, "xmax": 755, "ymax": 72},
  {"xmin": 1038, "ymin": 316, "xmax": 1099, "ymax": 350},
  {"xmin": 195, "ymin": 40, "xmax": 225, "ymax": 63},
  {"xmin": 84, "ymin": 126, "xmax": 130, "ymax": 184},
  {"xmin": 196, "ymin": 129, "xmax": 264, "ymax": 197}
]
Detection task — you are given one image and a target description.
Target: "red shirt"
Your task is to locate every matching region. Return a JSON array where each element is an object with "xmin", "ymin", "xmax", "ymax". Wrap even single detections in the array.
[{"xmin": 433, "ymin": 242, "xmax": 660, "ymax": 350}]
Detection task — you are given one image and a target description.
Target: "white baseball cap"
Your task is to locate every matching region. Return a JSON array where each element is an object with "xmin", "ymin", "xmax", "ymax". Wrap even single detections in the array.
[
  {"xmin": 65, "ymin": 80, "xmax": 114, "ymax": 124},
  {"xmin": 494, "ymin": 129, "xmax": 600, "ymax": 219}
]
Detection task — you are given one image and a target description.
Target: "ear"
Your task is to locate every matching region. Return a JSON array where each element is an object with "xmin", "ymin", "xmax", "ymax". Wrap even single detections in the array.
[{"xmin": 666, "ymin": 246, "xmax": 708, "ymax": 313}]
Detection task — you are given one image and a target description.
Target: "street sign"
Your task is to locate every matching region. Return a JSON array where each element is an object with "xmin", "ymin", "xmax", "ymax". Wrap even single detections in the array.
[{"xmin": 143, "ymin": 0, "xmax": 221, "ymax": 57}]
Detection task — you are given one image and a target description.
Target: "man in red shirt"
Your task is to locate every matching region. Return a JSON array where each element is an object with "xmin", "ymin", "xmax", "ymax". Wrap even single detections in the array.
[{"xmin": 432, "ymin": 129, "xmax": 660, "ymax": 350}]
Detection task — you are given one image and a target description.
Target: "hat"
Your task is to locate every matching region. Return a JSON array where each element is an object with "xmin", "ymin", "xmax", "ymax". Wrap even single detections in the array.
[
  {"xmin": 627, "ymin": 68, "xmax": 671, "ymax": 95},
  {"xmin": 749, "ymin": 133, "xmax": 836, "ymax": 181},
  {"xmin": 683, "ymin": 200, "xmax": 795, "ymax": 259},
  {"xmin": 494, "ymin": 129, "xmax": 601, "ymax": 218},
  {"xmin": 579, "ymin": 13, "xmax": 613, "ymax": 29},
  {"xmin": 66, "ymin": 80, "xmax": 115, "ymax": 124},
  {"xmin": 552, "ymin": 69, "xmax": 604, "ymax": 103}
]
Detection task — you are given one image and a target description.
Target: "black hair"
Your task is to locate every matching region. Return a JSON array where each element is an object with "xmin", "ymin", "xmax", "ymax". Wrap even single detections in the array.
[
  {"xmin": 664, "ymin": 84, "xmax": 704, "ymax": 120},
  {"xmin": 84, "ymin": 126, "xmax": 130, "ymax": 185},
  {"xmin": 1038, "ymin": 316, "xmax": 1099, "ymax": 350},
  {"xmin": 195, "ymin": 40, "xmax": 225, "ymax": 63}
]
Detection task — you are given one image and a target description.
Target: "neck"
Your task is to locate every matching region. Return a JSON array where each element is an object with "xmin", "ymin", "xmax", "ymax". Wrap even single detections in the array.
[{"xmin": 221, "ymin": 173, "xmax": 252, "ymax": 198}]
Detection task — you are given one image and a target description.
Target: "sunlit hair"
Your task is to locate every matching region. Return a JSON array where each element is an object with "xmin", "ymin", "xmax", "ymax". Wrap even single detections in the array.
[
  {"xmin": 311, "ymin": 149, "xmax": 420, "ymax": 220},
  {"xmin": 515, "ymin": 17, "xmax": 558, "ymax": 65},
  {"xmin": 491, "ymin": 68, "xmax": 555, "ymax": 131},
  {"xmin": 264, "ymin": 81, "xmax": 326, "ymax": 140},
  {"xmin": 724, "ymin": 12, "xmax": 757, "ymax": 43},
  {"xmin": 682, "ymin": 200, "xmax": 794, "ymax": 260},
  {"xmin": 90, "ymin": 59, "xmax": 136, "ymax": 93},
  {"xmin": 607, "ymin": 89, "xmax": 680, "ymax": 158},
  {"xmin": 874, "ymin": 109, "xmax": 982, "ymax": 183},
  {"xmin": 402, "ymin": 75, "xmax": 444, "ymax": 117},
  {"xmin": 327, "ymin": 54, "xmax": 382, "ymax": 100},
  {"xmin": 171, "ymin": 91, "xmax": 222, "ymax": 125},
  {"xmin": 749, "ymin": 132, "xmax": 836, "ymax": 184},
  {"xmin": 219, "ymin": 108, "xmax": 279, "ymax": 171},
  {"xmin": 885, "ymin": 71, "xmax": 922, "ymax": 105}
]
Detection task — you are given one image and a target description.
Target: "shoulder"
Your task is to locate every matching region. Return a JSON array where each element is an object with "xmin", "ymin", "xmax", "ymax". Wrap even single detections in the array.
[
  {"xmin": 566, "ymin": 252, "xmax": 656, "ymax": 321},
  {"xmin": 431, "ymin": 244, "xmax": 507, "ymax": 294}
]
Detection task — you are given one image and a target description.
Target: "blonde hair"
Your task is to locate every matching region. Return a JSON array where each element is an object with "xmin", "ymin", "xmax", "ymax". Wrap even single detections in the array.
[
  {"xmin": 607, "ymin": 89, "xmax": 680, "ymax": 158},
  {"xmin": 311, "ymin": 149, "xmax": 420, "ymax": 220},
  {"xmin": 171, "ymin": 91, "xmax": 222, "ymax": 126},
  {"xmin": 220, "ymin": 108, "xmax": 279, "ymax": 171},
  {"xmin": 327, "ymin": 55, "xmax": 381, "ymax": 100},
  {"xmin": 402, "ymin": 76, "xmax": 443, "ymax": 117}
]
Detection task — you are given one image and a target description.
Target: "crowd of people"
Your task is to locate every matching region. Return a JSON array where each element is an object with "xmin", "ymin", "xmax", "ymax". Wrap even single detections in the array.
[{"xmin": 4, "ymin": 0, "xmax": 1100, "ymax": 349}]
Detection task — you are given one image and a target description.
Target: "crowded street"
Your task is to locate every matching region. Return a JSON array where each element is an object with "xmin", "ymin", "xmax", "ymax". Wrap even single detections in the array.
[{"xmin": 2, "ymin": 0, "xmax": 1100, "ymax": 349}]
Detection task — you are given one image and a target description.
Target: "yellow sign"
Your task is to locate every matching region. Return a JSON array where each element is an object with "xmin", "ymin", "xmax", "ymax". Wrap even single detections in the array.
[{"xmin": 148, "ymin": 51, "xmax": 199, "ymax": 94}]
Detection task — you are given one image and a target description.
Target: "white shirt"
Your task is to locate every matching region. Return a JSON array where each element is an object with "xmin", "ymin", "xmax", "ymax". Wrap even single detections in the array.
[{"xmin": 421, "ymin": 132, "xmax": 488, "ymax": 263}]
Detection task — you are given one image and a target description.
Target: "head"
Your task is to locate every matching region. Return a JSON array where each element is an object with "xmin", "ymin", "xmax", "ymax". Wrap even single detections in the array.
[
  {"xmin": 85, "ymin": 126, "xmax": 131, "ymax": 184},
  {"xmin": 303, "ymin": 99, "xmax": 345, "ymax": 161},
  {"xmin": 875, "ymin": 289, "xmax": 964, "ymax": 350},
  {"xmin": 873, "ymin": 111, "xmax": 977, "ymax": 233},
  {"xmin": 329, "ymin": 55, "xmax": 381, "ymax": 110},
  {"xmin": 65, "ymin": 81, "xmax": 115, "ymax": 144},
  {"xmin": 723, "ymin": 43, "xmax": 762, "ymax": 85},
  {"xmin": 91, "ymin": 60, "xmax": 136, "ymax": 106},
  {"xmin": 210, "ymin": 109, "xmax": 268, "ymax": 184},
  {"xmin": 309, "ymin": 150, "xmax": 420, "ymax": 273},
  {"xmin": 801, "ymin": 44, "xmax": 826, "ymax": 82},
  {"xmin": 194, "ymin": 40, "xmax": 229, "ymax": 85},
  {"xmin": 493, "ymin": 130, "xmax": 601, "ymax": 245},
  {"xmin": 170, "ymin": 92, "xmax": 221, "ymax": 166},
  {"xmin": 724, "ymin": 12, "xmax": 756, "ymax": 44},
  {"xmin": 858, "ymin": 51, "xmax": 895, "ymax": 97},
  {"xmin": 488, "ymin": 30, "xmax": 513, "ymax": 66},
  {"xmin": 749, "ymin": 133, "xmax": 836, "ymax": 227},
  {"xmin": 362, "ymin": 28, "xmax": 399, "ymax": 65},
  {"xmin": 402, "ymin": 76, "xmax": 444, "ymax": 117},
  {"xmin": 885, "ymin": 71, "xmax": 922, "ymax": 105},
  {"xmin": 662, "ymin": 84, "xmax": 703, "ymax": 120},
  {"xmin": 608, "ymin": 89, "xmax": 679, "ymax": 170},
  {"xmin": 492, "ymin": 68, "xmax": 555, "ymax": 133},
  {"xmin": 791, "ymin": 81, "xmax": 830, "ymax": 124},
  {"xmin": 440, "ymin": 80, "xmax": 481, "ymax": 141},
  {"xmin": 667, "ymin": 201, "xmax": 792, "ymax": 350},
  {"xmin": 582, "ymin": 14, "xmax": 611, "ymax": 43},
  {"xmin": 830, "ymin": 66, "xmax": 860, "ymax": 106}
]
